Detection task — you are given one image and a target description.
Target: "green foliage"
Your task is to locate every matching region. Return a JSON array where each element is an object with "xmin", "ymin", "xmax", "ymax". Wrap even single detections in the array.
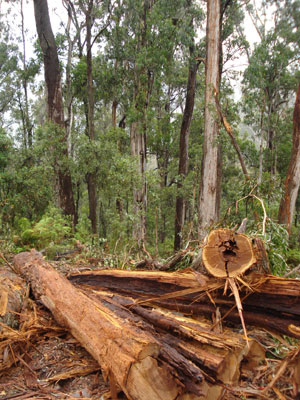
[
  {"xmin": 259, "ymin": 219, "xmax": 289, "ymax": 275},
  {"xmin": 14, "ymin": 208, "xmax": 73, "ymax": 254},
  {"xmin": 286, "ymin": 248, "xmax": 300, "ymax": 267},
  {"xmin": 222, "ymin": 188, "xmax": 289, "ymax": 275}
]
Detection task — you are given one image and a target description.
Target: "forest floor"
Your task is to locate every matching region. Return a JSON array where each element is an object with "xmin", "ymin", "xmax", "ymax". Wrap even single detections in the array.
[{"xmin": 0, "ymin": 250, "xmax": 299, "ymax": 400}]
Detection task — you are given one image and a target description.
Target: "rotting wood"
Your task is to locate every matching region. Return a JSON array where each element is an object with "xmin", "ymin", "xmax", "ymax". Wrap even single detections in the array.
[{"xmin": 13, "ymin": 250, "xmax": 266, "ymax": 400}]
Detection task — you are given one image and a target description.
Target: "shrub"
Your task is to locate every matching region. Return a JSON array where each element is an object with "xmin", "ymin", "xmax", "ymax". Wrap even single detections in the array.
[{"xmin": 15, "ymin": 208, "xmax": 72, "ymax": 252}]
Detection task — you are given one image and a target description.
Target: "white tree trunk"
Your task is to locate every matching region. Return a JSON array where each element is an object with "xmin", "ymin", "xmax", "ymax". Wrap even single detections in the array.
[{"xmin": 198, "ymin": 0, "xmax": 221, "ymax": 239}]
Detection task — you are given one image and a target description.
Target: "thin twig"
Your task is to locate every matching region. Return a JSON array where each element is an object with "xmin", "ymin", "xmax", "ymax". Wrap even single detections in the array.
[
  {"xmin": 284, "ymin": 263, "xmax": 300, "ymax": 277},
  {"xmin": 235, "ymin": 189, "xmax": 268, "ymax": 236},
  {"xmin": 252, "ymin": 194, "xmax": 267, "ymax": 236},
  {"xmin": 262, "ymin": 359, "xmax": 288, "ymax": 395},
  {"xmin": 0, "ymin": 251, "xmax": 18, "ymax": 274}
]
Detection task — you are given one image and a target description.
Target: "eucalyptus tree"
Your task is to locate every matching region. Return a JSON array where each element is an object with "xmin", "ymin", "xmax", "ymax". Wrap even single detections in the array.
[
  {"xmin": 278, "ymin": 81, "xmax": 300, "ymax": 232},
  {"xmin": 198, "ymin": 0, "xmax": 221, "ymax": 239},
  {"xmin": 276, "ymin": 0, "xmax": 300, "ymax": 230},
  {"xmin": 33, "ymin": 0, "xmax": 77, "ymax": 225},
  {"xmin": 0, "ymin": 22, "xmax": 18, "ymax": 125},
  {"xmin": 65, "ymin": 0, "xmax": 111, "ymax": 235},
  {"xmin": 17, "ymin": 0, "xmax": 36, "ymax": 148},
  {"xmin": 105, "ymin": 0, "xmax": 197, "ymax": 248},
  {"xmin": 242, "ymin": 32, "xmax": 296, "ymax": 182},
  {"xmin": 173, "ymin": 1, "xmax": 203, "ymax": 251},
  {"xmin": 195, "ymin": 0, "xmax": 252, "ymax": 239}
]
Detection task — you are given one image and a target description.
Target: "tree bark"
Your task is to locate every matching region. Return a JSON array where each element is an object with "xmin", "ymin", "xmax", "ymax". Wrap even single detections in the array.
[
  {"xmin": 64, "ymin": 2, "xmax": 74, "ymax": 156},
  {"xmin": 131, "ymin": 120, "xmax": 147, "ymax": 245},
  {"xmin": 130, "ymin": 1, "xmax": 156, "ymax": 248},
  {"xmin": 69, "ymin": 267, "xmax": 300, "ymax": 339},
  {"xmin": 174, "ymin": 44, "xmax": 199, "ymax": 251},
  {"xmin": 20, "ymin": 0, "xmax": 33, "ymax": 148},
  {"xmin": 33, "ymin": 0, "xmax": 77, "ymax": 225},
  {"xmin": 112, "ymin": 99, "xmax": 118, "ymax": 128},
  {"xmin": 198, "ymin": 0, "xmax": 221, "ymax": 239},
  {"xmin": 278, "ymin": 81, "xmax": 300, "ymax": 231},
  {"xmin": 85, "ymin": 0, "xmax": 98, "ymax": 235}
]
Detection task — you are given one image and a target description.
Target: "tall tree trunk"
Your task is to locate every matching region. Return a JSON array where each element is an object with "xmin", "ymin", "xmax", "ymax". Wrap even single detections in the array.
[
  {"xmin": 278, "ymin": 81, "xmax": 300, "ymax": 232},
  {"xmin": 33, "ymin": 0, "xmax": 77, "ymax": 225},
  {"xmin": 155, "ymin": 91, "xmax": 170, "ymax": 244},
  {"xmin": 85, "ymin": 0, "xmax": 98, "ymax": 235},
  {"xmin": 20, "ymin": 0, "xmax": 33, "ymax": 148},
  {"xmin": 174, "ymin": 46, "xmax": 199, "ymax": 251},
  {"xmin": 257, "ymin": 102, "xmax": 266, "ymax": 185},
  {"xmin": 130, "ymin": 0, "xmax": 153, "ymax": 248},
  {"xmin": 198, "ymin": 0, "xmax": 221, "ymax": 239},
  {"xmin": 131, "ymin": 120, "xmax": 147, "ymax": 245},
  {"xmin": 112, "ymin": 99, "xmax": 118, "ymax": 128},
  {"xmin": 64, "ymin": 2, "xmax": 74, "ymax": 156},
  {"xmin": 267, "ymin": 104, "xmax": 275, "ymax": 175}
]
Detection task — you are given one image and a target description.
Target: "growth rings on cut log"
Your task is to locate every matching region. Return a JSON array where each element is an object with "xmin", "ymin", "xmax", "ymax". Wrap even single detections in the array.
[{"xmin": 202, "ymin": 229, "xmax": 256, "ymax": 278}]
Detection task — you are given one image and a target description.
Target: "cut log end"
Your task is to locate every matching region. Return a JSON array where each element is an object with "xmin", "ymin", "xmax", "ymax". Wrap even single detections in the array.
[{"xmin": 202, "ymin": 229, "xmax": 256, "ymax": 278}]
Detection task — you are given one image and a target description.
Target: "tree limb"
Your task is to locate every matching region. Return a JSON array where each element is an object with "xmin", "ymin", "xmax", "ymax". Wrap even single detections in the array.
[{"xmin": 214, "ymin": 90, "xmax": 249, "ymax": 178}]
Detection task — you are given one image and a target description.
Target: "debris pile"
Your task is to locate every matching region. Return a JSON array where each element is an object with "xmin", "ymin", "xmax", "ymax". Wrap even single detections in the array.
[{"xmin": 0, "ymin": 229, "xmax": 299, "ymax": 399}]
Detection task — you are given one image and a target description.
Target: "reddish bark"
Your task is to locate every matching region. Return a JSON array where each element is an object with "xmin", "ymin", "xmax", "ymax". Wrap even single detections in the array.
[{"xmin": 278, "ymin": 81, "xmax": 300, "ymax": 231}]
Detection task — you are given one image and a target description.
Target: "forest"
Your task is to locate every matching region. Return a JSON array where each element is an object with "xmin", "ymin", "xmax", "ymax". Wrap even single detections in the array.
[
  {"xmin": 1, "ymin": 1, "xmax": 300, "ymax": 399},
  {"xmin": 0, "ymin": 0, "xmax": 299, "ymax": 271}
]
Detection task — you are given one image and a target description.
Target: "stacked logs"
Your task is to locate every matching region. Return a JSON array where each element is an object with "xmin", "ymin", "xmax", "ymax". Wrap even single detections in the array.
[{"xmin": 13, "ymin": 229, "xmax": 300, "ymax": 400}]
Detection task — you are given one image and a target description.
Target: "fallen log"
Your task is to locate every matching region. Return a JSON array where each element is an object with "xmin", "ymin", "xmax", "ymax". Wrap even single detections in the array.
[
  {"xmin": 14, "ymin": 251, "xmax": 187, "ymax": 400},
  {"xmin": 13, "ymin": 250, "xmax": 265, "ymax": 400},
  {"xmin": 82, "ymin": 290, "xmax": 264, "ymax": 384},
  {"xmin": 0, "ymin": 267, "xmax": 26, "ymax": 331},
  {"xmin": 69, "ymin": 268, "xmax": 300, "ymax": 339}
]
